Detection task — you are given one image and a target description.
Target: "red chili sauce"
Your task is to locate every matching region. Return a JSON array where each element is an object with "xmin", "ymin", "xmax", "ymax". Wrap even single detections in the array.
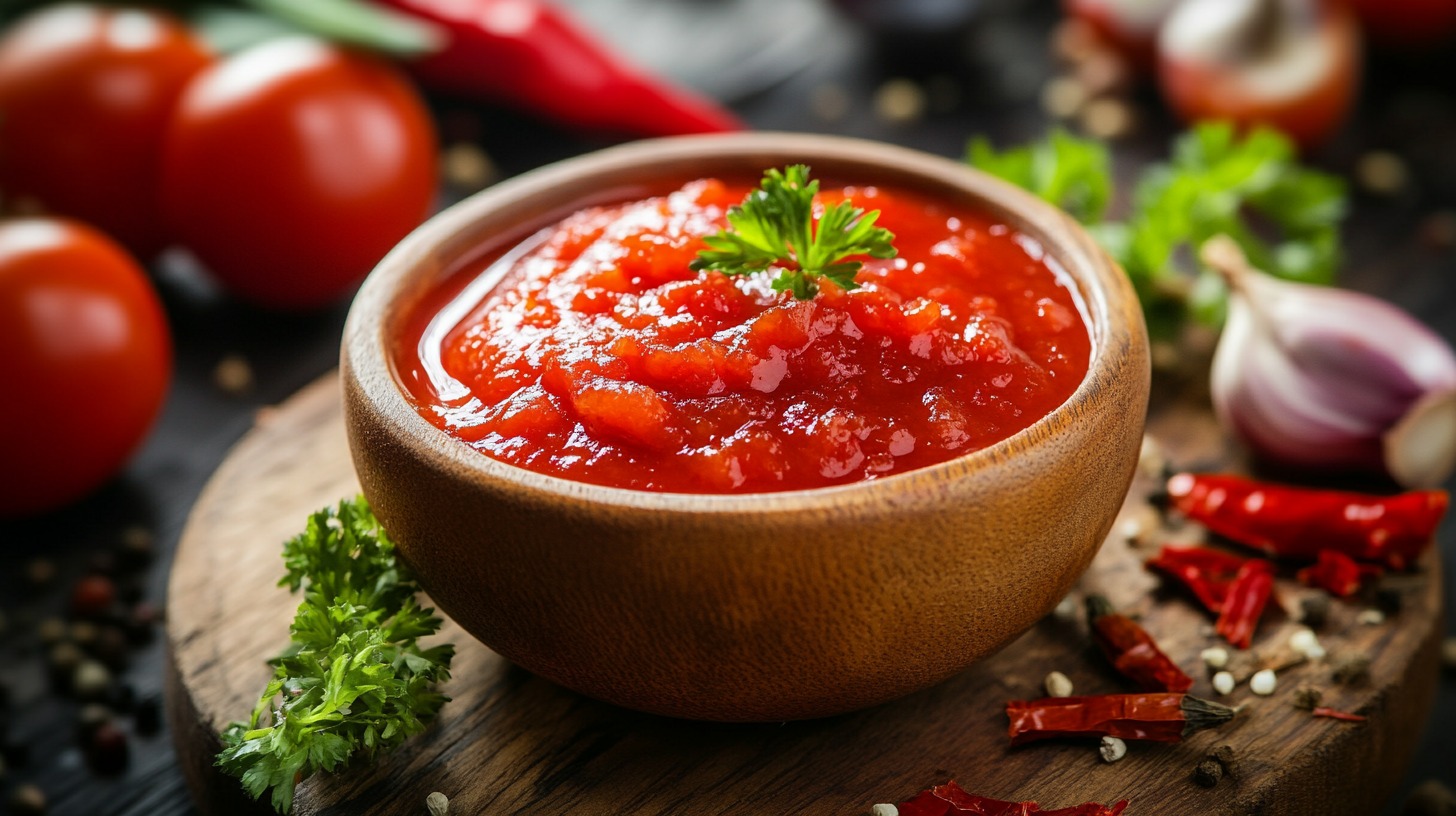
[{"xmin": 394, "ymin": 178, "xmax": 1091, "ymax": 493}]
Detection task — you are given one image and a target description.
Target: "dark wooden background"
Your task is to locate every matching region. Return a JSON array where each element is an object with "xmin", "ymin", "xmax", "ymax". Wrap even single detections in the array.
[{"xmin": 1, "ymin": 1, "xmax": 1453, "ymax": 813}]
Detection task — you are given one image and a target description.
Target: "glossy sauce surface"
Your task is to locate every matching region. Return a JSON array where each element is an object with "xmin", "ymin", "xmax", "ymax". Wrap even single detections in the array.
[{"xmin": 394, "ymin": 179, "xmax": 1091, "ymax": 493}]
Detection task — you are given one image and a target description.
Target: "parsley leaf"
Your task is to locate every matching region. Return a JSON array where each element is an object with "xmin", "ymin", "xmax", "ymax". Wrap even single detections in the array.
[
  {"xmin": 690, "ymin": 164, "xmax": 897, "ymax": 299},
  {"xmin": 216, "ymin": 497, "xmax": 454, "ymax": 814},
  {"xmin": 968, "ymin": 122, "xmax": 1346, "ymax": 336},
  {"xmin": 966, "ymin": 128, "xmax": 1112, "ymax": 224}
]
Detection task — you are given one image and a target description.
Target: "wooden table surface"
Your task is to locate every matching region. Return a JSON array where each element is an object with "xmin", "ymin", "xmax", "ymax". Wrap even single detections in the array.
[{"xmin": 2, "ymin": 2, "xmax": 1455, "ymax": 814}]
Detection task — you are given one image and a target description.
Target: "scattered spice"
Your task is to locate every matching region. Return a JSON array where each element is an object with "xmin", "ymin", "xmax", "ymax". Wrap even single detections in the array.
[
  {"xmin": 1099, "ymin": 736, "xmax": 1128, "ymax": 763},
  {"xmin": 8, "ymin": 784, "xmax": 46, "ymax": 814},
  {"xmin": 809, "ymin": 84, "xmax": 851, "ymax": 123},
  {"xmin": 1357, "ymin": 609, "xmax": 1386, "ymax": 626},
  {"xmin": 1298, "ymin": 595, "xmax": 1331, "ymax": 629},
  {"xmin": 426, "ymin": 790, "xmax": 450, "ymax": 816},
  {"xmin": 1041, "ymin": 76, "xmax": 1088, "ymax": 120},
  {"xmin": 1192, "ymin": 759, "xmax": 1224, "ymax": 788},
  {"xmin": 870, "ymin": 804, "xmax": 899, "ymax": 816},
  {"xmin": 213, "ymin": 354, "xmax": 255, "ymax": 396},
  {"xmin": 1292, "ymin": 686, "xmax": 1324, "ymax": 711},
  {"xmin": 895, "ymin": 781, "xmax": 1128, "ymax": 816},
  {"xmin": 47, "ymin": 642, "xmax": 84, "ymax": 680},
  {"xmin": 1297, "ymin": 550, "xmax": 1381, "ymax": 598},
  {"xmin": 36, "ymin": 617, "xmax": 66, "ymax": 645},
  {"xmin": 1216, "ymin": 562, "xmax": 1275, "ymax": 650},
  {"xmin": 73, "ymin": 660, "xmax": 111, "ymax": 699},
  {"xmin": 85, "ymin": 722, "xmax": 130, "ymax": 775},
  {"xmin": 1288, "ymin": 628, "xmax": 1326, "ymax": 661},
  {"xmin": 1331, "ymin": 653, "xmax": 1372, "ymax": 685},
  {"xmin": 26, "ymin": 558, "xmax": 56, "ymax": 587},
  {"xmin": 1312, "ymin": 707, "xmax": 1367, "ymax": 723},
  {"xmin": 118, "ymin": 526, "xmax": 156, "ymax": 566},
  {"xmin": 873, "ymin": 79, "xmax": 927, "ymax": 124},
  {"xmin": 1212, "ymin": 672, "xmax": 1236, "ymax": 696},
  {"xmin": 1045, "ymin": 671, "xmax": 1076, "ymax": 698},
  {"xmin": 1200, "ymin": 647, "xmax": 1229, "ymax": 670},
  {"xmin": 1355, "ymin": 151, "xmax": 1409, "ymax": 196},
  {"xmin": 1080, "ymin": 98, "xmax": 1135, "ymax": 140},
  {"xmin": 1086, "ymin": 595, "xmax": 1193, "ymax": 691},
  {"xmin": 69, "ymin": 621, "xmax": 99, "ymax": 648},
  {"xmin": 1375, "ymin": 586, "xmax": 1405, "ymax": 616},
  {"xmin": 134, "ymin": 697, "xmax": 163, "ymax": 737},
  {"xmin": 1166, "ymin": 472, "xmax": 1448, "ymax": 569},
  {"xmin": 1401, "ymin": 779, "xmax": 1456, "ymax": 816},
  {"xmin": 77, "ymin": 704, "xmax": 112, "ymax": 735},
  {"xmin": 441, "ymin": 143, "xmax": 495, "ymax": 191},
  {"xmin": 1006, "ymin": 693, "xmax": 1237, "ymax": 745},
  {"xmin": 1207, "ymin": 744, "xmax": 1240, "ymax": 780},
  {"xmin": 1249, "ymin": 669, "xmax": 1277, "ymax": 696}
]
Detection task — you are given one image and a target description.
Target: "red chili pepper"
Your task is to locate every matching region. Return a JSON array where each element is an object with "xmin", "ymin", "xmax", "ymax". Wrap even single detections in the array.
[
  {"xmin": 896, "ymin": 781, "xmax": 1129, "ymax": 816},
  {"xmin": 1166, "ymin": 473, "xmax": 1448, "ymax": 569},
  {"xmin": 1296, "ymin": 549, "xmax": 1383, "ymax": 597},
  {"xmin": 1006, "ymin": 693, "xmax": 1236, "ymax": 746},
  {"xmin": 1144, "ymin": 545, "xmax": 1251, "ymax": 613},
  {"xmin": 372, "ymin": 0, "xmax": 742, "ymax": 136},
  {"xmin": 1086, "ymin": 595, "xmax": 1193, "ymax": 692},
  {"xmin": 1214, "ymin": 560, "xmax": 1275, "ymax": 649},
  {"xmin": 1311, "ymin": 707, "xmax": 1367, "ymax": 722}
]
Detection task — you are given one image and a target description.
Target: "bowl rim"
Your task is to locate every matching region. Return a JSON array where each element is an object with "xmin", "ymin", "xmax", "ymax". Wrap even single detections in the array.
[{"xmin": 343, "ymin": 131, "xmax": 1143, "ymax": 515}]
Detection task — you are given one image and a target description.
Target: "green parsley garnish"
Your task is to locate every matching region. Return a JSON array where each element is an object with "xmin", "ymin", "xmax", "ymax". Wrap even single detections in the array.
[
  {"xmin": 966, "ymin": 128, "xmax": 1113, "ymax": 225},
  {"xmin": 968, "ymin": 122, "xmax": 1346, "ymax": 336},
  {"xmin": 216, "ymin": 497, "xmax": 454, "ymax": 814},
  {"xmin": 690, "ymin": 164, "xmax": 898, "ymax": 299}
]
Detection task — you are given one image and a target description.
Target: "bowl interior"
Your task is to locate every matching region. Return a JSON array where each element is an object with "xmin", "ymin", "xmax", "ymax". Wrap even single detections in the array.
[{"xmin": 346, "ymin": 132, "xmax": 1135, "ymax": 513}]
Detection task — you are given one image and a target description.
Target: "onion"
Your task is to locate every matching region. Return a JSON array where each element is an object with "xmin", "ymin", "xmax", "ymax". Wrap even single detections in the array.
[{"xmin": 1201, "ymin": 235, "xmax": 1456, "ymax": 488}]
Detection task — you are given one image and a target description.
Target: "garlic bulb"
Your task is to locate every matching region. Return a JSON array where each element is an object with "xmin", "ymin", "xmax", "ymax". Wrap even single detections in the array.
[{"xmin": 1201, "ymin": 235, "xmax": 1456, "ymax": 488}]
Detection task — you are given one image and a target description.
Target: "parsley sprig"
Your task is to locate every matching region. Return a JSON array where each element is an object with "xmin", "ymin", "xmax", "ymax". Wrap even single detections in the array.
[
  {"xmin": 216, "ymin": 497, "xmax": 454, "ymax": 814},
  {"xmin": 968, "ymin": 122, "xmax": 1346, "ymax": 336},
  {"xmin": 690, "ymin": 165, "xmax": 898, "ymax": 299}
]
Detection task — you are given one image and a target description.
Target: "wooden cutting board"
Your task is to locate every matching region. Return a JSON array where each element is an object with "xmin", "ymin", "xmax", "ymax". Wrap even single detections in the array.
[{"xmin": 165, "ymin": 374, "xmax": 1443, "ymax": 816}]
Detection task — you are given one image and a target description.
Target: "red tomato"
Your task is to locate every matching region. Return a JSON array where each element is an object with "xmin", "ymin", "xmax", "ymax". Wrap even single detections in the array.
[
  {"xmin": 0, "ymin": 218, "xmax": 172, "ymax": 518},
  {"xmin": 160, "ymin": 37, "xmax": 438, "ymax": 309},
  {"xmin": 1351, "ymin": 0, "xmax": 1456, "ymax": 47},
  {"xmin": 0, "ymin": 5, "xmax": 212, "ymax": 257}
]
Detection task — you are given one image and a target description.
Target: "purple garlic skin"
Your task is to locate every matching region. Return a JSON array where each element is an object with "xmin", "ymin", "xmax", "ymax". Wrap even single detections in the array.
[{"xmin": 1205, "ymin": 235, "xmax": 1456, "ymax": 487}]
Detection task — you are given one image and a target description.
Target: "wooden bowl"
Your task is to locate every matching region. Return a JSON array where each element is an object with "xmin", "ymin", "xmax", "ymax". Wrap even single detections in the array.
[{"xmin": 342, "ymin": 132, "xmax": 1150, "ymax": 722}]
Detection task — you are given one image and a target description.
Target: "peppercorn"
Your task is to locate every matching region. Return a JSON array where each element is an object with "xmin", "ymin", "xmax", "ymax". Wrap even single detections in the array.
[
  {"xmin": 85, "ymin": 722, "xmax": 129, "ymax": 775},
  {"xmin": 36, "ymin": 617, "xmax": 66, "ymax": 646},
  {"xmin": 77, "ymin": 704, "xmax": 113, "ymax": 736},
  {"xmin": 1193, "ymin": 759, "xmax": 1224, "ymax": 787},
  {"xmin": 25, "ymin": 559, "xmax": 56, "ymax": 587},
  {"xmin": 92, "ymin": 626, "xmax": 131, "ymax": 670},
  {"xmin": 1376, "ymin": 586, "xmax": 1404, "ymax": 616},
  {"xmin": 1401, "ymin": 779, "xmax": 1456, "ymax": 816},
  {"xmin": 1299, "ymin": 595, "xmax": 1331, "ymax": 629},
  {"xmin": 47, "ymin": 642, "xmax": 84, "ymax": 684},
  {"xmin": 1292, "ymin": 686, "xmax": 1324, "ymax": 711},
  {"xmin": 1207, "ymin": 745, "xmax": 1240, "ymax": 780},
  {"xmin": 69, "ymin": 621, "xmax": 99, "ymax": 648},
  {"xmin": 73, "ymin": 660, "xmax": 111, "ymax": 700},
  {"xmin": 8, "ymin": 783, "xmax": 46, "ymax": 814},
  {"xmin": 1332, "ymin": 653, "xmax": 1372, "ymax": 685},
  {"xmin": 118, "ymin": 526, "xmax": 155, "ymax": 567},
  {"xmin": 70, "ymin": 575, "xmax": 117, "ymax": 619},
  {"xmin": 426, "ymin": 791, "xmax": 451, "ymax": 816},
  {"xmin": 134, "ymin": 697, "xmax": 163, "ymax": 737}
]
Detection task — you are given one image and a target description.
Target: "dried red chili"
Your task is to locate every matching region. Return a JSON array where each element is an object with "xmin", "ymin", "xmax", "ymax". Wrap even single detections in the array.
[
  {"xmin": 1166, "ymin": 473, "xmax": 1448, "ymax": 569},
  {"xmin": 1296, "ymin": 549, "xmax": 1383, "ymax": 597},
  {"xmin": 1311, "ymin": 707, "xmax": 1367, "ymax": 722},
  {"xmin": 1214, "ymin": 560, "xmax": 1275, "ymax": 649},
  {"xmin": 1006, "ymin": 693, "xmax": 1237, "ymax": 746},
  {"xmin": 896, "ymin": 781, "xmax": 1129, "ymax": 816},
  {"xmin": 1086, "ymin": 595, "xmax": 1193, "ymax": 692},
  {"xmin": 1145, "ymin": 545, "xmax": 1247, "ymax": 613},
  {"xmin": 375, "ymin": 0, "xmax": 742, "ymax": 137}
]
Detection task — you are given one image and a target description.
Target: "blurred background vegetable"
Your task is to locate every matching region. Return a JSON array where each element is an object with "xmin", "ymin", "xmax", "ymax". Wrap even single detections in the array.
[
  {"xmin": 0, "ymin": 5, "xmax": 212, "ymax": 257},
  {"xmin": 0, "ymin": 218, "xmax": 172, "ymax": 518},
  {"xmin": 1157, "ymin": 0, "xmax": 1360, "ymax": 149}
]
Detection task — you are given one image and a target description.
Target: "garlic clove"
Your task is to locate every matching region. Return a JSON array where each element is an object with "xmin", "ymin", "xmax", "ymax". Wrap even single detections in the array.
[
  {"xmin": 1385, "ymin": 389, "xmax": 1456, "ymax": 489},
  {"xmin": 1202, "ymin": 235, "xmax": 1456, "ymax": 487}
]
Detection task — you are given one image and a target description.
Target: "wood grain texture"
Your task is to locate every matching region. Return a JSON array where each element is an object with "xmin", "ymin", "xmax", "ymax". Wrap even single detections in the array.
[{"xmin": 166, "ymin": 376, "xmax": 1442, "ymax": 816}]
